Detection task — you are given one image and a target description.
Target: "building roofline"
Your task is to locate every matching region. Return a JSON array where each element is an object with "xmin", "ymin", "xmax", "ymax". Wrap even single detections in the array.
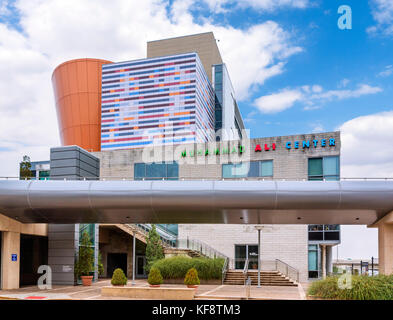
[{"xmin": 147, "ymin": 32, "xmax": 216, "ymax": 44}]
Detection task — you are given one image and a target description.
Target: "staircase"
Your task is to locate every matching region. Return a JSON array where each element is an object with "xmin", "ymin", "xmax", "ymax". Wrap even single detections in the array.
[
  {"xmin": 105, "ymin": 223, "xmax": 220, "ymax": 259},
  {"xmin": 223, "ymin": 270, "xmax": 297, "ymax": 286}
]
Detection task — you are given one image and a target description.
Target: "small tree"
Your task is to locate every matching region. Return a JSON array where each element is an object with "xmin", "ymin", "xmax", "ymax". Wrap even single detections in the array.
[
  {"xmin": 145, "ymin": 225, "xmax": 164, "ymax": 273},
  {"xmin": 184, "ymin": 268, "xmax": 200, "ymax": 286},
  {"xmin": 19, "ymin": 155, "xmax": 33, "ymax": 179},
  {"xmin": 75, "ymin": 231, "xmax": 95, "ymax": 277},
  {"xmin": 148, "ymin": 267, "xmax": 163, "ymax": 285},
  {"xmin": 111, "ymin": 268, "xmax": 127, "ymax": 286}
]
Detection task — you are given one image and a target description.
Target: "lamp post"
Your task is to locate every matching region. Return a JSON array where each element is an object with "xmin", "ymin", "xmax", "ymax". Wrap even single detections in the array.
[
  {"xmin": 132, "ymin": 231, "xmax": 136, "ymax": 285},
  {"xmin": 255, "ymin": 226, "xmax": 264, "ymax": 288}
]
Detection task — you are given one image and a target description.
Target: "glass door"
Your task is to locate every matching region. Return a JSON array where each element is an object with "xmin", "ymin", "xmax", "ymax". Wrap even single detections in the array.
[
  {"xmin": 136, "ymin": 256, "xmax": 147, "ymax": 278},
  {"xmin": 235, "ymin": 245, "xmax": 259, "ymax": 270},
  {"xmin": 248, "ymin": 245, "xmax": 259, "ymax": 270},
  {"xmin": 235, "ymin": 245, "xmax": 247, "ymax": 269}
]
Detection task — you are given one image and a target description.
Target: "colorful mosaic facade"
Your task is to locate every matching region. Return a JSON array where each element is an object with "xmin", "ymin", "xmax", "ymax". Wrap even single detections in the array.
[{"xmin": 100, "ymin": 53, "xmax": 215, "ymax": 150}]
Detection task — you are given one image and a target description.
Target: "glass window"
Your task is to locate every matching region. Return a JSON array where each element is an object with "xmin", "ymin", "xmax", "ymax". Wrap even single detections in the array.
[
  {"xmin": 248, "ymin": 162, "xmax": 259, "ymax": 177},
  {"xmin": 222, "ymin": 164, "xmax": 235, "ymax": 178},
  {"xmin": 223, "ymin": 161, "xmax": 273, "ymax": 178},
  {"xmin": 323, "ymin": 156, "xmax": 339, "ymax": 175},
  {"xmin": 308, "ymin": 158, "xmax": 323, "ymax": 177},
  {"xmin": 134, "ymin": 162, "xmax": 178, "ymax": 180},
  {"xmin": 260, "ymin": 160, "xmax": 273, "ymax": 177},
  {"xmin": 146, "ymin": 163, "xmax": 166, "ymax": 179},
  {"xmin": 134, "ymin": 163, "xmax": 145, "ymax": 179},
  {"xmin": 167, "ymin": 163, "xmax": 178, "ymax": 178},
  {"xmin": 308, "ymin": 245, "xmax": 318, "ymax": 271}
]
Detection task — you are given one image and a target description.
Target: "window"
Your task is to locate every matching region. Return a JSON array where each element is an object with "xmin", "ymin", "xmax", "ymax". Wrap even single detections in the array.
[
  {"xmin": 308, "ymin": 156, "xmax": 339, "ymax": 181},
  {"xmin": 308, "ymin": 224, "xmax": 340, "ymax": 241},
  {"xmin": 308, "ymin": 244, "xmax": 319, "ymax": 278},
  {"xmin": 222, "ymin": 161, "xmax": 273, "ymax": 178},
  {"xmin": 134, "ymin": 162, "xmax": 179, "ymax": 180}
]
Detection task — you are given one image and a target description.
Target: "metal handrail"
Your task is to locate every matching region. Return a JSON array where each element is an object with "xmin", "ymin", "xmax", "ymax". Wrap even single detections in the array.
[
  {"xmin": 276, "ymin": 259, "xmax": 299, "ymax": 283},
  {"xmin": 243, "ymin": 257, "xmax": 249, "ymax": 285},
  {"xmin": 222, "ymin": 257, "xmax": 229, "ymax": 285},
  {"xmin": 4, "ymin": 176, "xmax": 393, "ymax": 181}
]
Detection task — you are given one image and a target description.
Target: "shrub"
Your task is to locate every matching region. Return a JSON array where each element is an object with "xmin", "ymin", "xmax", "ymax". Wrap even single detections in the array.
[
  {"xmin": 308, "ymin": 275, "xmax": 393, "ymax": 300},
  {"xmin": 74, "ymin": 232, "xmax": 95, "ymax": 277},
  {"xmin": 148, "ymin": 267, "xmax": 163, "ymax": 285},
  {"xmin": 184, "ymin": 268, "xmax": 200, "ymax": 286},
  {"xmin": 151, "ymin": 256, "xmax": 225, "ymax": 280},
  {"xmin": 111, "ymin": 268, "xmax": 127, "ymax": 286},
  {"xmin": 145, "ymin": 225, "xmax": 165, "ymax": 273}
]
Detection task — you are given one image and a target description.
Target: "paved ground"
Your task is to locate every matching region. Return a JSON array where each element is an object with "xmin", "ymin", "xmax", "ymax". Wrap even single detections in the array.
[{"xmin": 0, "ymin": 279, "xmax": 307, "ymax": 300}]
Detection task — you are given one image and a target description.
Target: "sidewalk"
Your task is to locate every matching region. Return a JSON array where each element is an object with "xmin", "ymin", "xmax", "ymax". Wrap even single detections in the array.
[{"xmin": 0, "ymin": 279, "xmax": 306, "ymax": 300}]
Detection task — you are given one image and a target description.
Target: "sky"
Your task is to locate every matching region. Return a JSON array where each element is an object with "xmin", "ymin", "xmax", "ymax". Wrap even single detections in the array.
[{"xmin": 1, "ymin": 0, "xmax": 392, "ymax": 260}]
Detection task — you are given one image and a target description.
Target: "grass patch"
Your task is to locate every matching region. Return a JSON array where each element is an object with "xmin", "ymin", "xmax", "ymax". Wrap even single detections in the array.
[
  {"xmin": 308, "ymin": 275, "xmax": 393, "ymax": 300},
  {"xmin": 151, "ymin": 256, "xmax": 225, "ymax": 280}
]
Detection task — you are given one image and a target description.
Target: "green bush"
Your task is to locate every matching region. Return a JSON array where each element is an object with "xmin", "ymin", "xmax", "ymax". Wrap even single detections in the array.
[
  {"xmin": 151, "ymin": 256, "xmax": 225, "ymax": 280},
  {"xmin": 308, "ymin": 275, "xmax": 393, "ymax": 300},
  {"xmin": 148, "ymin": 267, "xmax": 163, "ymax": 285},
  {"xmin": 111, "ymin": 268, "xmax": 127, "ymax": 286},
  {"xmin": 184, "ymin": 268, "xmax": 200, "ymax": 285}
]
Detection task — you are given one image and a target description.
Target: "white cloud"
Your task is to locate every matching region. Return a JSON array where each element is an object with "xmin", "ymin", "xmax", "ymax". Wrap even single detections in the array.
[
  {"xmin": 368, "ymin": 0, "xmax": 393, "ymax": 36},
  {"xmin": 335, "ymin": 110, "xmax": 393, "ymax": 260},
  {"xmin": 202, "ymin": 0, "xmax": 311, "ymax": 12},
  {"xmin": 0, "ymin": 0, "xmax": 302, "ymax": 176},
  {"xmin": 253, "ymin": 83, "xmax": 382, "ymax": 114},
  {"xmin": 339, "ymin": 111, "xmax": 393, "ymax": 176},
  {"xmin": 378, "ymin": 65, "xmax": 393, "ymax": 77},
  {"xmin": 254, "ymin": 89, "xmax": 303, "ymax": 113}
]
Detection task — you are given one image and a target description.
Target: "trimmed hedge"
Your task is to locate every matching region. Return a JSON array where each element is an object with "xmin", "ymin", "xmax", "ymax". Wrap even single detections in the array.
[
  {"xmin": 308, "ymin": 275, "xmax": 393, "ymax": 300},
  {"xmin": 111, "ymin": 268, "xmax": 127, "ymax": 286},
  {"xmin": 184, "ymin": 268, "xmax": 200, "ymax": 285},
  {"xmin": 148, "ymin": 267, "xmax": 163, "ymax": 285},
  {"xmin": 151, "ymin": 256, "xmax": 225, "ymax": 280}
]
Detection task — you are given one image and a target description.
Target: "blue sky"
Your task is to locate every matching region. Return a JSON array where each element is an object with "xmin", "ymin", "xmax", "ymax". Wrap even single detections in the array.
[{"xmin": 1, "ymin": 0, "xmax": 393, "ymax": 259}]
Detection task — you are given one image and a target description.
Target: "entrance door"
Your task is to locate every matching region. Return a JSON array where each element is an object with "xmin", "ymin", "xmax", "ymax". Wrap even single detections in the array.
[
  {"xmin": 107, "ymin": 253, "xmax": 127, "ymax": 278},
  {"xmin": 235, "ymin": 244, "xmax": 259, "ymax": 270},
  {"xmin": 136, "ymin": 256, "xmax": 147, "ymax": 278}
]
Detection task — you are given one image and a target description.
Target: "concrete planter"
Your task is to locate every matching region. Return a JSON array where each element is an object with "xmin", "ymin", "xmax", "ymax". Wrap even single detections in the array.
[{"xmin": 101, "ymin": 286, "xmax": 196, "ymax": 300}]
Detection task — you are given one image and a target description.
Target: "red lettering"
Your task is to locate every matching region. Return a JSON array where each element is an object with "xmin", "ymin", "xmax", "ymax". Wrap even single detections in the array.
[
  {"xmin": 255, "ymin": 144, "xmax": 262, "ymax": 152},
  {"xmin": 264, "ymin": 144, "xmax": 270, "ymax": 151},
  {"xmin": 272, "ymin": 143, "xmax": 276, "ymax": 150}
]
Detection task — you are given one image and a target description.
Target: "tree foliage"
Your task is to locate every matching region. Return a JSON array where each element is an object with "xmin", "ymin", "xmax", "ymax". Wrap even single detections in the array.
[
  {"xmin": 145, "ymin": 225, "xmax": 164, "ymax": 273},
  {"xmin": 19, "ymin": 155, "xmax": 33, "ymax": 179},
  {"xmin": 75, "ymin": 231, "xmax": 95, "ymax": 277}
]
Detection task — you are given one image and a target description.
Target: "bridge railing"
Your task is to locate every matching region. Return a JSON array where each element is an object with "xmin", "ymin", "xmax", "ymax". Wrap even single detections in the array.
[{"xmin": 3, "ymin": 176, "xmax": 393, "ymax": 181}]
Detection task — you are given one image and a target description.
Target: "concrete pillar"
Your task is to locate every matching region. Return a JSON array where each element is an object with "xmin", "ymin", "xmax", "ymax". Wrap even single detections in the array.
[
  {"xmin": 326, "ymin": 246, "xmax": 333, "ymax": 275},
  {"xmin": 1, "ymin": 232, "xmax": 20, "ymax": 289},
  {"xmin": 378, "ymin": 223, "xmax": 393, "ymax": 275},
  {"xmin": 321, "ymin": 245, "xmax": 326, "ymax": 279}
]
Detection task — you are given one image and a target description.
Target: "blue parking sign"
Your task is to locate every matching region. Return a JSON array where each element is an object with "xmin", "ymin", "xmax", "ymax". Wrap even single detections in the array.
[{"xmin": 11, "ymin": 254, "xmax": 17, "ymax": 261}]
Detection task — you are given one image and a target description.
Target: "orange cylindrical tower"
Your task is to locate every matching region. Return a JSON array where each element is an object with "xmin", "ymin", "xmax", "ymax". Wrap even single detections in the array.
[{"xmin": 52, "ymin": 58, "xmax": 113, "ymax": 152}]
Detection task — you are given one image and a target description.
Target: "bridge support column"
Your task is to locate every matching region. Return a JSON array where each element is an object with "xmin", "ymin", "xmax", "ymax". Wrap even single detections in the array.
[
  {"xmin": 321, "ymin": 245, "xmax": 326, "ymax": 279},
  {"xmin": 1, "ymin": 231, "xmax": 20, "ymax": 289},
  {"xmin": 370, "ymin": 211, "xmax": 393, "ymax": 275},
  {"xmin": 378, "ymin": 222, "xmax": 393, "ymax": 275}
]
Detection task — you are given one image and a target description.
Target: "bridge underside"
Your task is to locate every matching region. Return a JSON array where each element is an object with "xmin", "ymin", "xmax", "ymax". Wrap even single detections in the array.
[{"xmin": 0, "ymin": 180, "xmax": 392, "ymax": 225}]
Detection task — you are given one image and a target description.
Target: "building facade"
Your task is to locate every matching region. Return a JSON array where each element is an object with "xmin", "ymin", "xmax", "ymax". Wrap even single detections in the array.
[
  {"xmin": 94, "ymin": 131, "xmax": 341, "ymax": 282},
  {"xmin": 101, "ymin": 53, "xmax": 215, "ymax": 150}
]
